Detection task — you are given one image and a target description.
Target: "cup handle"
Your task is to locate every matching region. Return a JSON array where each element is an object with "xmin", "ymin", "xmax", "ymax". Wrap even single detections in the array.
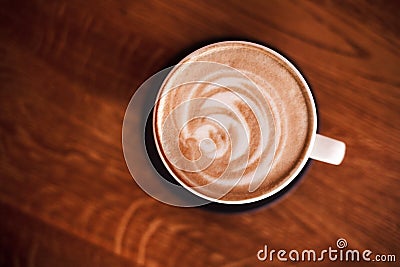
[{"xmin": 310, "ymin": 134, "xmax": 346, "ymax": 165}]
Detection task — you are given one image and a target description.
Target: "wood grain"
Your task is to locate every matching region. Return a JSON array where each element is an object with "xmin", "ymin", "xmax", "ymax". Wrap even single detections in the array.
[{"xmin": 0, "ymin": 0, "xmax": 399, "ymax": 266}]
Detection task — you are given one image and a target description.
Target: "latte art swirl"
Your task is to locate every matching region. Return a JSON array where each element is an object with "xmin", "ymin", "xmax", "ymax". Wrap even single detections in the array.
[
  {"xmin": 154, "ymin": 42, "xmax": 314, "ymax": 201},
  {"xmin": 155, "ymin": 62, "xmax": 276, "ymax": 200}
]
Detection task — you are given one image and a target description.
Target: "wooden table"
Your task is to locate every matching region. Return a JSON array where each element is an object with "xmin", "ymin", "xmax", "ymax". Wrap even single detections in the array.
[{"xmin": 1, "ymin": 1, "xmax": 399, "ymax": 266}]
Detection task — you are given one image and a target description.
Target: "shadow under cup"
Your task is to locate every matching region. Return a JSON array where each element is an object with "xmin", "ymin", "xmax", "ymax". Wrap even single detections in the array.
[
  {"xmin": 151, "ymin": 41, "xmax": 317, "ymax": 206},
  {"xmin": 121, "ymin": 41, "xmax": 331, "ymax": 212}
]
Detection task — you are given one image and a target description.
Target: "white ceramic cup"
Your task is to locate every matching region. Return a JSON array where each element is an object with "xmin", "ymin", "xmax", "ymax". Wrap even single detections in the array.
[{"xmin": 153, "ymin": 41, "xmax": 346, "ymax": 204}]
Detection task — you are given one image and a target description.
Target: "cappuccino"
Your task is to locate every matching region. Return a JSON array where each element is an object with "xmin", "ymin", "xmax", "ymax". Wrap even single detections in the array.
[{"xmin": 153, "ymin": 41, "xmax": 315, "ymax": 202}]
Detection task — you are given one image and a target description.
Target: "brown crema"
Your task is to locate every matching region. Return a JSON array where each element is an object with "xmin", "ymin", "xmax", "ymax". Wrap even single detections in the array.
[{"xmin": 153, "ymin": 41, "xmax": 315, "ymax": 202}]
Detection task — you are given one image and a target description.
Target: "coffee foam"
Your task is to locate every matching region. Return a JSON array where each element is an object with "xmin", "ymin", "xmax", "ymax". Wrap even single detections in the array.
[{"xmin": 154, "ymin": 42, "xmax": 314, "ymax": 201}]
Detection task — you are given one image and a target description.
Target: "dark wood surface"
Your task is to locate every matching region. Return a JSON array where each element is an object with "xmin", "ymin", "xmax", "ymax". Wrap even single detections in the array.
[{"xmin": 1, "ymin": 0, "xmax": 399, "ymax": 266}]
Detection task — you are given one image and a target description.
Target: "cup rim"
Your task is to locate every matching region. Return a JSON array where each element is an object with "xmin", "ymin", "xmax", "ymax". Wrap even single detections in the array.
[{"xmin": 152, "ymin": 40, "xmax": 317, "ymax": 204}]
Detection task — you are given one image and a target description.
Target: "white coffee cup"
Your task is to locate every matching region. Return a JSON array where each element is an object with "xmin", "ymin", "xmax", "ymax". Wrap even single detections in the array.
[{"xmin": 128, "ymin": 41, "xmax": 346, "ymax": 205}]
